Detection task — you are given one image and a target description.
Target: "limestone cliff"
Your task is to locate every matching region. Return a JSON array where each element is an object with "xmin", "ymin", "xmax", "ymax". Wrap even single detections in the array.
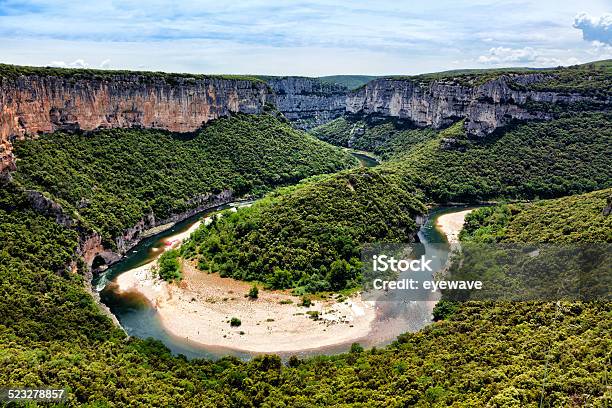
[
  {"xmin": 24, "ymin": 184, "xmax": 235, "ymax": 269},
  {"xmin": 266, "ymin": 76, "xmax": 347, "ymax": 129},
  {"xmin": 346, "ymin": 74, "xmax": 610, "ymax": 137},
  {"xmin": 0, "ymin": 71, "xmax": 270, "ymax": 172},
  {"xmin": 3, "ymin": 66, "xmax": 610, "ymax": 174}
]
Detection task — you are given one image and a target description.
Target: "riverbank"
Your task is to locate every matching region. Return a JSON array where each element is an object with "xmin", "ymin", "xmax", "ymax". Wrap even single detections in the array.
[
  {"xmin": 102, "ymin": 204, "xmax": 471, "ymax": 356},
  {"xmin": 108, "ymin": 208, "xmax": 377, "ymax": 354},
  {"xmin": 435, "ymin": 209, "xmax": 473, "ymax": 243},
  {"xmin": 114, "ymin": 260, "xmax": 376, "ymax": 353}
]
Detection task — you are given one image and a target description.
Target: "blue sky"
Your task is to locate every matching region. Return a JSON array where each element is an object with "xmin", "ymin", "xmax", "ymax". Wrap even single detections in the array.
[{"xmin": 0, "ymin": 0, "xmax": 610, "ymax": 76}]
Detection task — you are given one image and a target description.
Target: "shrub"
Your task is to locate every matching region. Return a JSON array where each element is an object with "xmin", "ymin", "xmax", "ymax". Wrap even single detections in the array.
[
  {"xmin": 248, "ymin": 284, "xmax": 259, "ymax": 299},
  {"xmin": 432, "ymin": 299, "xmax": 460, "ymax": 321}
]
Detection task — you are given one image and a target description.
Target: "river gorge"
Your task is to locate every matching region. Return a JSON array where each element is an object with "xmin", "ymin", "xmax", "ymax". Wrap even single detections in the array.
[{"xmin": 93, "ymin": 201, "xmax": 472, "ymax": 360}]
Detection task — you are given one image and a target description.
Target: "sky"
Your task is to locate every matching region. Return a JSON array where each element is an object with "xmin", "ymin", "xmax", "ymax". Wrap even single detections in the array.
[{"xmin": 0, "ymin": 0, "xmax": 610, "ymax": 76}]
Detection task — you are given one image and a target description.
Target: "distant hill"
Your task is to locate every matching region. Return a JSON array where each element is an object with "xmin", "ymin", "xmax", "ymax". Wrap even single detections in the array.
[
  {"xmin": 389, "ymin": 59, "xmax": 612, "ymax": 88},
  {"xmin": 318, "ymin": 75, "xmax": 377, "ymax": 89}
]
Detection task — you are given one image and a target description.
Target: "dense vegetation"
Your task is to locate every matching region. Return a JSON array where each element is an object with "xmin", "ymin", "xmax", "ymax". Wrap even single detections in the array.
[
  {"xmin": 461, "ymin": 189, "xmax": 612, "ymax": 244},
  {"xmin": 2, "ymin": 183, "xmax": 610, "ymax": 406},
  {"xmin": 182, "ymin": 168, "xmax": 426, "ymax": 293},
  {"xmin": 448, "ymin": 190, "xmax": 611, "ymax": 303},
  {"xmin": 13, "ymin": 113, "xmax": 356, "ymax": 248},
  {"xmin": 316, "ymin": 112, "xmax": 611, "ymax": 202},
  {"xmin": 0, "ymin": 63, "xmax": 263, "ymax": 83},
  {"xmin": 0, "ymin": 185, "xmax": 120, "ymax": 344},
  {"xmin": 191, "ymin": 111, "xmax": 610, "ymax": 292},
  {"xmin": 398, "ymin": 112, "xmax": 612, "ymax": 202},
  {"xmin": 311, "ymin": 116, "xmax": 438, "ymax": 159},
  {"xmin": 157, "ymin": 249, "xmax": 182, "ymax": 282}
]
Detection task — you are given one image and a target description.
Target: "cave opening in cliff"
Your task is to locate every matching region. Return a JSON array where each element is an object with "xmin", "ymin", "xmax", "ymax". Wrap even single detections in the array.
[{"xmin": 91, "ymin": 255, "xmax": 108, "ymax": 272}]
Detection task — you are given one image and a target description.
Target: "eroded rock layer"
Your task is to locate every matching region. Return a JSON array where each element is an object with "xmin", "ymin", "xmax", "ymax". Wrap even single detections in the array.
[
  {"xmin": 0, "ymin": 73, "xmax": 270, "ymax": 172},
  {"xmin": 346, "ymin": 74, "xmax": 609, "ymax": 137}
]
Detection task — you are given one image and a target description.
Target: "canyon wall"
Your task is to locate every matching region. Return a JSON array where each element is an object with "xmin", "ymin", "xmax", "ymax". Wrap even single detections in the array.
[
  {"xmin": 0, "ymin": 71, "xmax": 351, "ymax": 173},
  {"xmin": 3, "ymin": 67, "xmax": 610, "ymax": 175},
  {"xmin": 266, "ymin": 76, "xmax": 347, "ymax": 129},
  {"xmin": 26, "ymin": 185, "xmax": 236, "ymax": 269},
  {"xmin": 346, "ymin": 74, "xmax": 610, "ymax": 137},
  {"xmin": 0, "ymin": 72, "xmax": 271, "ymax": 172}
]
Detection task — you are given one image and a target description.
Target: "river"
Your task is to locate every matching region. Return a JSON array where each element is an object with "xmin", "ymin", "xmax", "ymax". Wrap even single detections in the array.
[
  {"xmin": 94, "ymin": 203, "xmax": 470, "ymax": 360},
  {"xmin": 94, "ymin": 152, "xmax": 469, "ymax": 359}
]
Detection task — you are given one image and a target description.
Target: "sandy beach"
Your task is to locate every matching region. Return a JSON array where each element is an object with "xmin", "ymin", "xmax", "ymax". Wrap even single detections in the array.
[
  {"xmin": 111, "ymin": 210, "xmax": 376, "ymax": 353},
  {"xmin": 435, "ymin": 209, "xmax": 473, "ymax": 243},
  {"xmin": 115, "ymin": 262, "xmax": 376, "ymax": 353},
  {"xmin": 108, "ymin": 206, "xmax": 471, "ymax": 354}
]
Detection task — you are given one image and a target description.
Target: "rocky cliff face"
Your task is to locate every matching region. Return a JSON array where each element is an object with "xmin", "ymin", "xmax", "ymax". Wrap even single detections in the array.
[
  {"xmin": 25, "ymin": 183, "xmax": 236, "ymax": 270},
  {"xmin": 266, "ymin": 77, "xmax": 347, "ymax": 129},
  {"xmin": 0, "ymin": 73, "xmax": 270, "ymax": 172},
  {"xmin": 346, "ymin": 74, "xmax": 610, "ymax": 137},
  {"xmin": 3, "ymin": 69, "xmax": 609, "ymax": 174},
  {"xmin": 0, "ymin": 72, "xmax": 353, "ymax": 173}
]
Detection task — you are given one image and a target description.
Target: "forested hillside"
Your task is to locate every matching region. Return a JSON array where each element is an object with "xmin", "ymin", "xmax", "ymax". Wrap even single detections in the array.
[
  {"xmin": 461, "ymin": 188, "xmax": 612, "ymax": 243},
  {"xmin": 11, "ymin": 113, "xmax": 356, "ymax": 247},
  {"xmin": 310, "ymin": 116, "xmax": 437, "ymax": 159},
  {"xmin": 182, "ymin": 168, "xmax": 426, "ymax": 292},
  {"xmin": 1, "ymin": 183, "xmax": 609, "ymax": 406},
  {"xmin": 193, "ymin": 112, "xmax": 611, "ymax": 293},
  {"xmin": 0, "ymin": 185, "xmax": 121, "ymax": 344},
  {"xmin": 315, "ymin": 112, "xmax": 611, "ymax": 201},
  {"xmin": 397, "ymin": 112, "xmax": 611, "ymax": 202}
]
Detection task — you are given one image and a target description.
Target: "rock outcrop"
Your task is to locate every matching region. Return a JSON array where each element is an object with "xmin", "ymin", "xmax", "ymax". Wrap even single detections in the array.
[
  {"xmin": 25, "ymin": 183, "xmax": 236, "ymax": 270},
  {"xmin": 266, "ymin": 77, "xmax": 347, "ymax": 129},
  {"xmin": 0, "ymin": 72, "xmax": 270, "ymax": 172},
  {"xmin": 3, "ymin": 67, "xmax": 610, "ymax": 175},
  {"xmin": 346, "ymin": 74, "xmax": 610, "ymax": 137},
  {"xmin": 0, "ymin": 71, "xmax": 353, "ymax": 173}
]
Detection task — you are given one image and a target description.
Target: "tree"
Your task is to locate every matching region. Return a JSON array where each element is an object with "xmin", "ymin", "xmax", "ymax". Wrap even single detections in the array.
[{"xmin": 158, "ymin": 249, "xmax": 181, "ymax": 282}]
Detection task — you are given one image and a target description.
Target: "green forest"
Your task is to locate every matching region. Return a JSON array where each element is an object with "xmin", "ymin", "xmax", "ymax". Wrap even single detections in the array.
[
  {"xmin": 12, "ymin": 113, "xmax": 356, "ymax": 248},
  {"xmin": 1, "ymin": 184, "xmax": 609, "ymax": 406},
  {"xmin": 397, "ymin": 112, "xmax": 611, "ymax": 202},
  {"xmin": 1, "ymin": 60, "xmax": 611, "ymax": 406},
  {"xmin": 0, "ymin": 63, "xmax": 264, "ymax": 83},
  {"xmin": 315, "ymin": 112, "xmax": 611, "ymax": 201},
  {"xmin": 310, "ymin": 116, "xmax": 438, "ymax": 159},
  {"xmin": 436, "ymin": 190, "xmax": 611, "ymax": 305},
  {"xmin": 181, "ymin": 168, "xmax": 426, "ymax": 293},
  {"xmin": 461, "ymin": 189, "xmax": 612, "ymax": 244},
  {"xmin": 190, "ymin": 112, "xmax": 611, "ymax": 293}
]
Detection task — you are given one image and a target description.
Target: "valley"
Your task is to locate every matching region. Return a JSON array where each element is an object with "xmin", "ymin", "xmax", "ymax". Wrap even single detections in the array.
[
  {"xmin": 95, "ymin": 195, "xmax": 467, "ymax": 357},
  {"xmin": 0, "ymin": 60, "xmax": 610, "ymax": 406}
]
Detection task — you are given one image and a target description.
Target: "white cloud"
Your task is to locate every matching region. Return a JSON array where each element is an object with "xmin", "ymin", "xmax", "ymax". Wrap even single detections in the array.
[
  {"xmin": 48, "ymin": 59, "xmax": 112, "ymax": 69},
  {"xmin": 573, "ymin": 12, "xmax": 612, "ymax": 45},
  {"xmin": 49, "ymin": 58, "xmax": 89, "ymax": 68},
  {"xmin": 477, "ymin": 47, "xmax": 583, "ymax": 67},
  {"xmin": 477, "ymin": 47, "xmax": 538, "ymax": 64}
]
